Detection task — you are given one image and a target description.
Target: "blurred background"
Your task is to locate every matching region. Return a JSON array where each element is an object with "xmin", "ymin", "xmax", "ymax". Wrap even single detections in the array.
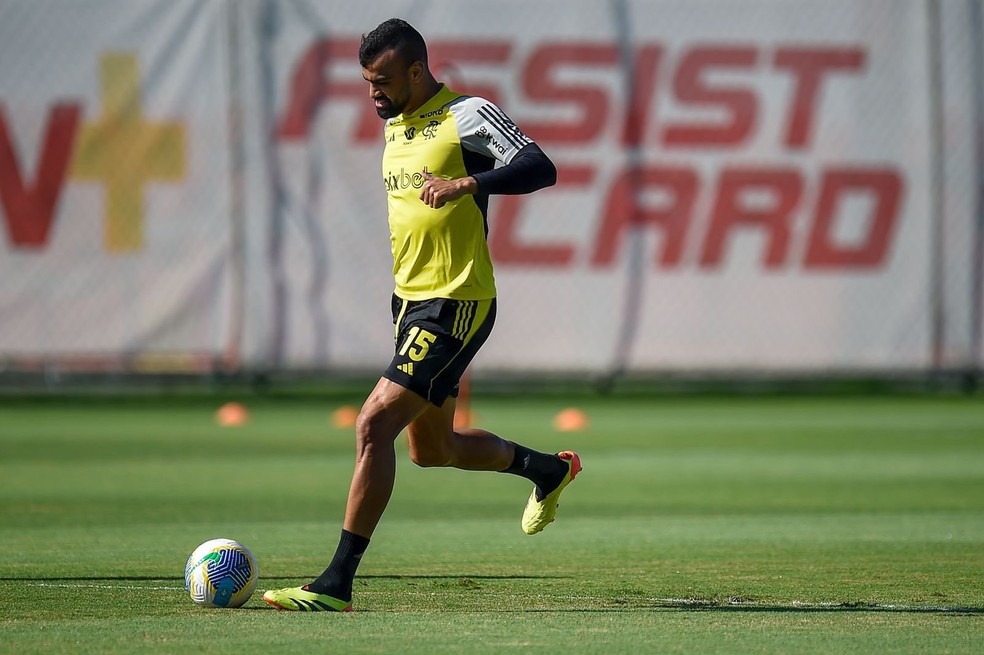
[{"xmin": 0, "ymin": 0, "xmax": 981, "ymax": 395}]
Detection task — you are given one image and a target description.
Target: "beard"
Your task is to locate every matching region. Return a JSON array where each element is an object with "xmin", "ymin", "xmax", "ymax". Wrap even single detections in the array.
[{"xmin": 374, "ymin": 95, "xmax": 405, "ymax": 119}]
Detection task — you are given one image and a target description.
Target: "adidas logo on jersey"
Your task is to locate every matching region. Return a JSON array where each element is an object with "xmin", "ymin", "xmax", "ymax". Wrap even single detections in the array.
[{"xmin": 397, "ymin": 362, "xmax": 414, "ymax": 376}]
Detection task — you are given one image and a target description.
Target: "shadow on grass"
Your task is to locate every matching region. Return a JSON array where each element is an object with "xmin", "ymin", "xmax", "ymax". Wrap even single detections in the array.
[
  {"xmin": 1, "ymin": 576, "xmax": 179, "ymax": 582},
  {"xmin": 249, "ymin": 596, "xmax": 984, "ymax": 615},
  {"xmin": 249, "ymin": 604, "xmax": 984, "ymax": 614},
  {"xmin": 285, "ymin": 574, "xmax": 569, "ymax": 581},
  {"xmin": 0, "ymin": 574, "xmax": 566, "ymax": 582},
  {"xmin": 7, "ymin": 578, "xmax": 979, "ymax": 615}
]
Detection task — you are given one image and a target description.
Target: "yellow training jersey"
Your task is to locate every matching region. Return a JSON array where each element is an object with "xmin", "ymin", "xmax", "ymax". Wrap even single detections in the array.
[{"xmin": 382, "ymin": 85, "xmax": 533, "ymax": 301}]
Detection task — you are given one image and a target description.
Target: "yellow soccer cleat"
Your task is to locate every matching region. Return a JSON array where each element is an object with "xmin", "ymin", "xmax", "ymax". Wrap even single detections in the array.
[
  {"xmin": 262, "ymin": 585, "xmax": 353, "ymax": 612},
  {"xmin": 521, "ymin": 451, "xmax": 582, "ymax": 535}
]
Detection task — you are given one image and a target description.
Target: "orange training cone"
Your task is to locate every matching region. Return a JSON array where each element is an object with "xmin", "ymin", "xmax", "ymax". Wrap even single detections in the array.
[
  {"xmin": 553, "ymin": 407, "xmax": 588, "ymax": 432},
  {"xmin": 215, "ymin": 401, "xmax": 249, "ymax": 427},
  {"xmin": 331, "ymin": 405, "xmax": 359, "ymax": 428}
]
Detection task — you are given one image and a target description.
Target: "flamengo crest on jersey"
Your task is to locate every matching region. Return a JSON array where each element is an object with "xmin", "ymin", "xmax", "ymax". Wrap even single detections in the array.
[{"xmin": 381, "ymin": 86, "xmax": 534, "ymax": 301}]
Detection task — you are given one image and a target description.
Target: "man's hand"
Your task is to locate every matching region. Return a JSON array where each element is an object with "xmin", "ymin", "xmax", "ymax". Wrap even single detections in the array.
[{"xmin": 419, "ymin": 171, "xmax": 477, "ymax": 209}]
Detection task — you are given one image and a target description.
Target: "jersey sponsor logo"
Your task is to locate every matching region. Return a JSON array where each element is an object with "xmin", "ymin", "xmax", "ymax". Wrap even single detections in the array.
[
  {"xmin": 476, "ymin": 103, "xmax": 531, "ymax": 150},
  {"xmin": 404, "ymin": 126, "xmax": 416, "ymax": 141},
  {"xmin": 418, "ymin": 108, "xmax": 446, "ymax": 118},
  {"xmin": 422, "ymin": 120, "xmax": 439, "ymax": 140},
  {"xmin": 474, "ymin": 125, "xmax": 507, "ymax": 155},
  {"xmin": 383, "ymin": 166, "xmax": 431, "ymax": 192},
  {"xmin": 397, "ymin": 362, "xmax": 414, "ymax": 376}
]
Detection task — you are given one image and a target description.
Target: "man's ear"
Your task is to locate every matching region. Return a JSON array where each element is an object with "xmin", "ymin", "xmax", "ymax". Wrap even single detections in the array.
[{"xmin": 408, "ymin": 60, "xmax": 424, "ymax": 83}]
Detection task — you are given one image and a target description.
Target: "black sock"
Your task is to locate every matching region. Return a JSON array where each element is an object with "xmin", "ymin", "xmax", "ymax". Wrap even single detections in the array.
[
  {"xmin": 500, "ymin": 443, "xmax": 569, "ymax": 501},
  {"xmin": 305, "ymin": 529, "xmax": 370, "ymax": 601}
]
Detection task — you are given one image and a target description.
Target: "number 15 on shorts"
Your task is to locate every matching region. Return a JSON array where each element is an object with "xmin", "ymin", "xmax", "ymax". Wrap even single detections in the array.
[{"xmin": 399, "ymin": 326, "xmax": 437, "ymax": 361}]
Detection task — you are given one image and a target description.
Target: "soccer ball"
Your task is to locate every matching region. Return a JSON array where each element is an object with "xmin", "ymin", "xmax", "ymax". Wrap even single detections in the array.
[{"xmin": 184, "ymin": 538, "xmax": 258, "ymax": 608}]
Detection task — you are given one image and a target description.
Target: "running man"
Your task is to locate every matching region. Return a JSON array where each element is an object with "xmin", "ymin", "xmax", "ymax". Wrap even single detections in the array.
[{"xmin": 263, "ymin": 18, "xmax": 581, "ymax": 612}]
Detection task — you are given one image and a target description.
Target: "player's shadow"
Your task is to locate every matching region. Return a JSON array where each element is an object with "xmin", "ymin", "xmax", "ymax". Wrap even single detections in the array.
[
  {"xmin": 250, "ymin": 603, "xmax": 984, "ymax": 614},
  {"xmin": 0, "ymin": 576, "xmax": 180, "ymax": 581},
  {"xmin": 293, "ymin": 574, "xmax": 566, "ymax": 580},
  {"xmin": 16, "ymin": 577, "xmax": 978, "ymax": 615},
  {"xmin": 2, "ymin": 574, "xmax": 567, "ymax": 582},
  {"xmin": 254, "ymin": 574, "xmax": 568, "ymax": 583}
]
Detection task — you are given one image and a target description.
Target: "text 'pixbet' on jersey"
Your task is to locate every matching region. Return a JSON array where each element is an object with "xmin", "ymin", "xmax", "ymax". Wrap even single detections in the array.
[{"xmin": 384, "ymin": 166, "xmax": 431, "ymax": 192}]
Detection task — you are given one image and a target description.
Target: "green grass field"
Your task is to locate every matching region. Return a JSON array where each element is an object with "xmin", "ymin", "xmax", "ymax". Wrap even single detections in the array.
[{"xmin": 1, "ymin": 393, "xmax": 983, "ymax": 653}]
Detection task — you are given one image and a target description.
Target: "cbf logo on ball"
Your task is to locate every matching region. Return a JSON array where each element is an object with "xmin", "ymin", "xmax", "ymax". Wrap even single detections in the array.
[{"xmin": 184, "ymin": 538, "xmax": 258, "ymax": 608}]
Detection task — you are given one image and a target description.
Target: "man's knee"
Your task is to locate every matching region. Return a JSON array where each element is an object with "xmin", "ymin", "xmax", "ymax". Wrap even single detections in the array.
[
  {"xmin": 354, "ymin": 409, "xmax": 378, "ymax": 439},
  {"xmin": 354, "ymin": 404, "xmax": 403, "ymax": 452}
]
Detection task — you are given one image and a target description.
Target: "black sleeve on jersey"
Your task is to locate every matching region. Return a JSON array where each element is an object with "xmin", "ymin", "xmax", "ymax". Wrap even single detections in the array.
[{"xmin": 471, "ymin": 143, "xmax": 557, "ymax": 195}]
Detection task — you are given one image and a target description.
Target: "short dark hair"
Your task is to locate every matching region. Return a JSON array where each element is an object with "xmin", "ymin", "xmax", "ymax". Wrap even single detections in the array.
[{"xmin": 359, "ymin": 18, "xmax": 428, "ymax": 69}]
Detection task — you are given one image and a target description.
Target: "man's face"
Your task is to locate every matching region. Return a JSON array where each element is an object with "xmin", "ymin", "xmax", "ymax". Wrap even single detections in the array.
[{"xmin": 362, "ymin": 48, "xmax": 417, "ymax": 119}]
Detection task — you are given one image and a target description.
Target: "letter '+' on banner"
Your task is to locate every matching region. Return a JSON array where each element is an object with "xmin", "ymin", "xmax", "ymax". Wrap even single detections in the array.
[{"xmin": 1, "ymin": 53, "xmax": 186, "ymax": 252}]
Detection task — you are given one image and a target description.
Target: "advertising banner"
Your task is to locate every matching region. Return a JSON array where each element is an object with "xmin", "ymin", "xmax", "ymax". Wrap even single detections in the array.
[
  {"xmin": 0, "ymin": 1, "xmax": 232, "ymax": 367},
  {"xmin": 265, "ymin": 0, "xmax": 932, "ymax": 371},
  {"xmin": 2, "ymin": 0, "xmax": 976, "ymax": 375}
]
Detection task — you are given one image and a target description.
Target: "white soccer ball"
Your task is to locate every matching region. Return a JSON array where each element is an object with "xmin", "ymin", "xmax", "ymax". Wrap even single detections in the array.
[{"xmin": 184, "ymin": 538, "xmax": 258, "ymax": 608}]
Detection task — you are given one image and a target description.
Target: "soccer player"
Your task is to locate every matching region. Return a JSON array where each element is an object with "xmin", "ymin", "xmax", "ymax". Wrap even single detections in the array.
[{"xmin": 263, "ymin": 18, "xmax": 581, "ymax": 612}]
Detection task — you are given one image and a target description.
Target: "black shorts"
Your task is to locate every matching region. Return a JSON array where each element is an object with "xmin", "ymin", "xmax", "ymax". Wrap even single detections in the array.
[{"xmin": 382, "ymin": 294, "xmax": 496, "ymax": 406}]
